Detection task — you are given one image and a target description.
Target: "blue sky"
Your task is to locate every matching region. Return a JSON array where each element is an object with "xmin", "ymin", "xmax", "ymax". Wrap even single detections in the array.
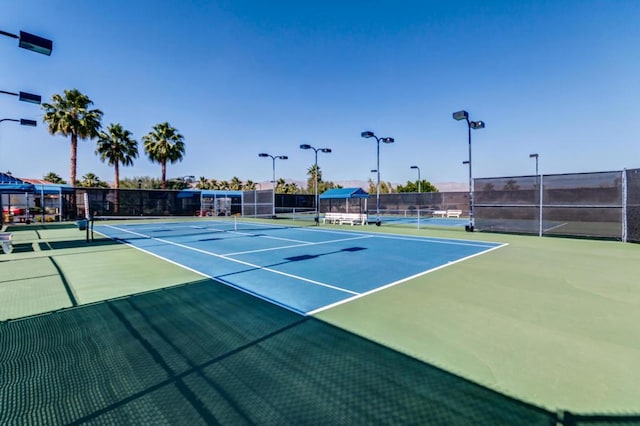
[{"xmin": 2, "ymin": 0, "xmax": 639, "ymax": 187}]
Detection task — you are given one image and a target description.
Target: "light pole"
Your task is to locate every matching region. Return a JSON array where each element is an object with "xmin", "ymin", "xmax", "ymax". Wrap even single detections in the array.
[
  {"xmin": 529, "ymin": 153, "xmax": 539, "ymax": 176},
  {"xmin": 1, "ymin": 29, "xmax": 53, "ymax": 55},
  {"xmin": 410, "ymin": 165, "xmax": 421, "ymax": 193},
  {"xmin": 453, "ymin": 110, "xmax": 485, "ymax": 232},
  {"xmin": 258, "ymin": 153, "xmax": 288, "ymax": 218},
  {"xmin": 137, "ymin": 179, "xmax": 143, "ymax": 216},
  {"xmin": 530, "ymin": 153, "xmax": 542, "ymax": 237},
  {"xmin": 361, "ymin": 131, "xmax": 394, "ymax": 226},
  {"xmin": 300, "ymin": 144, "xmax": 331, "ymax": 224}
]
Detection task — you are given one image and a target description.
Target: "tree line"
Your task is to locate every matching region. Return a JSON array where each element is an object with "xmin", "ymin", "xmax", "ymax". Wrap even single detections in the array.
[
  {"xmin": 40, "ymin": 89, "xmax": 438, "ymax": 194},
  {"xmin": 40, "ymin": 89, "xmax": 184, "ymax": 190}
]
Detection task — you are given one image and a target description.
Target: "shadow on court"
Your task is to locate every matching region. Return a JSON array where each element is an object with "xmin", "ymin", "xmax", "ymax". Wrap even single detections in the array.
[{"xmin": 0, "ymin": 277, "xmax": 567, "ymax": 425}]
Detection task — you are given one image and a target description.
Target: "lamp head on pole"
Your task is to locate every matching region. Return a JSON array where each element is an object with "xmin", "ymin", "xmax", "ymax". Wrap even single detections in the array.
[
  {"xmin": 258, "ymin": 153, "xmax": 269, "ymax": 158},
  {"xmin": 18, "ymin": 31, "xmax": 53, "ymax": 56},
  {"xmin": 381, "ymin": 137, "xmax": 394, "ymax": 144},
  {"xmin": 361, "ymin": 131, "xmax": 375, "ymax": 139},
  {"xmin": 18, "ymin": 91, "xmax": 41, "ymax": 104},
  {"xmin": 452, "ymin": 110, "xmax": 469, "ymax": 121},
  {"xmin": 277, "ymin": 155, "xmax": 288, "ymax": 160},
  {"xmin": 320, "ymin": 148, "xmax": 331, "ymax": 153},
  {"xmin": 299, "ymin": 144, "xmax": 311, "ymax": 150},
  {"xmin": 470, "ymin": 120, "xmax": 485, "ymax": 129},
  {"xmin": 529, "ymin": 153, "xmax": 538, "ymax": 159},
  {"xmin": 410, "ymin": 165, "xmax": 419, "ymax": 170},
  {"xmin": 20, "ymin": 119, "xmax": 37, "ymax": 127}
]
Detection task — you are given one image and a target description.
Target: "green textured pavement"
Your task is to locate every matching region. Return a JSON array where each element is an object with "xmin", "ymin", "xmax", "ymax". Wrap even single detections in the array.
[
  {"xmin": 316, "ymin": 227, "xmax": 640, "ymax": 414},
  {"xmin": 1, "ymin": 221, "xmax": 640, "ymax": 421}
]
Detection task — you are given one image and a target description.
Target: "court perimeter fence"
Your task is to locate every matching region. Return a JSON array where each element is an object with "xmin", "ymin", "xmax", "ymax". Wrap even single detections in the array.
[
  {"xmin": 475, "ymin": 168, "xmax": 640, "ymax": 242},
  {"xmin": 58, "ymin": 167, "xmax": 640, "ymax": 243}
]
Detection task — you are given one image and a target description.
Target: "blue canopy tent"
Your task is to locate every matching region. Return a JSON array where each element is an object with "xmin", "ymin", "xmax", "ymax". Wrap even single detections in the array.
[
  {"xmin": 319, "ymin": 187, "xmax": 369, "ymax": 215},
  {"xmin": 1, "ymin": 173, "xmax": 35, "ymax": 225},
  {"xmin": 31, "ymin": 183, "xmax": 74, "ymax": 222},
  {"xmin": 199, "ymin": 190, "xmax": 244, "ymax": 216}
]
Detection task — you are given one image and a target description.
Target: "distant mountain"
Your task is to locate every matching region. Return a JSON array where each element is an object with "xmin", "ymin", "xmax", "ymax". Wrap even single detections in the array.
[{"xmin": 259, "ymin": 179, "xmax": 468, "ymax": 193}]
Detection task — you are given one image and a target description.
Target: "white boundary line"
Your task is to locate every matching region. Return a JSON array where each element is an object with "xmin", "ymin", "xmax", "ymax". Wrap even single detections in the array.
[
  {"xmin": 95, "ymin": 221, "xmax": 508, "ymax": 316},
  {"xmin": 102, "ymin": 225, "xmax": 359, "ymax": 297},
  {"xmin": 306, "ymin": 242, "xmax": 509, "ymax": 315},
  {"xmin": 223, "ymin": 235, "xmax": 373, "ymax": 256}
]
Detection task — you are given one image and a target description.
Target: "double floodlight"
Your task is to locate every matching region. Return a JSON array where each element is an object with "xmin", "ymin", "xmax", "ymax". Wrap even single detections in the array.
[
  {"xmin": 360, "ymin": 131, "xmax": 394, "ymax": 144},
  {"xmin": 258, "ymin": 153, "xmax": 288, "ymax": 160},
  {"xmin": 454, "ymin": 110, "xmax": 485, "ymax": 129},
  {"xmin": 300, "ymin": 144, "xmax": 332, "ymax": 153}
]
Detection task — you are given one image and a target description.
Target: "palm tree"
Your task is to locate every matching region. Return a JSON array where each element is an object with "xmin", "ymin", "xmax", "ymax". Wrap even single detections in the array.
[
  {"xmin": 43, "ymin": 172, "xmax": 66, "ymax": 184},
  {"xmin": 229, "ymin": 176, "xmax": 243, "ymax": 190},
  {"xmin": 95, "ymin": 123, "xmax": 138, "ymax": 189},
  {"xmin": 196, "ymin": 176, "xmax": 210, "ymax": 189},
  {"xmin": 79, "ymin": 172, "xmax": 108, "ymax": 188},
  {"xmin": 306, "ymin": 164, "xmax": 322, "ymax": 195},
  {"xmin": 142, "ymin": 122, "xmax": 185, "ymax": 189},
  {"xmin": 42, "ymin": 89, "xmax": 103, "ymax": 186}
]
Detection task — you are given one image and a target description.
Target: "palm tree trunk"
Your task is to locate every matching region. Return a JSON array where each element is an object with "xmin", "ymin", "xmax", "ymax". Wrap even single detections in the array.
[
  {"xmin": 161, "ymin": 161, "xmax": 167, "ymax": 190},
  {"xmin": 114, "ymin": 161, "xmax": 120, "ymax": 214},
  {"xmin": 70, "ymin": 133, "xmax": 78, "ymax": 187}
]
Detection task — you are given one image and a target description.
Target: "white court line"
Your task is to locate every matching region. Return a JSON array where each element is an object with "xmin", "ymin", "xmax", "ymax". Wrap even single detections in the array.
[
  {"xmin": 544, "ymin": 222, "xmax": 568, "ymax": 232},
  {"xmin": 307, "ymin": 242, "xmax": 509, "ymax": 315},
  {"xmin": 223, "ymin": 235, "xmax": 373, "ymax": 256},
  {"xmin": 92, "ymin": 228, "xmax": 307, "ymax": 315},
  {"xmin": 103, "ymin": 224, "xmax": 360, "ymax": 297}
]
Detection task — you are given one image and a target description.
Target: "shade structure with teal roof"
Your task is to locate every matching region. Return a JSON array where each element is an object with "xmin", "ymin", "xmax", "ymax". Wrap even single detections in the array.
[{"xmin": 319, "ymin": 187, "xmax": 369, "ymax": 216}]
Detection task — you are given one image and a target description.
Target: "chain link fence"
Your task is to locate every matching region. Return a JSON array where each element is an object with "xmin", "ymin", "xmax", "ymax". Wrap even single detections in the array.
[{"xmin": 475, "ymin": 169, "xmax": 640, "ymax": 242}]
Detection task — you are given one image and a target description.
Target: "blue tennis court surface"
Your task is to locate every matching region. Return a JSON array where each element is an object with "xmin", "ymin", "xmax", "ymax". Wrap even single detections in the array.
[{"xmin": 95, "ymin": 220, "xmax": 505, "ymax": 315}]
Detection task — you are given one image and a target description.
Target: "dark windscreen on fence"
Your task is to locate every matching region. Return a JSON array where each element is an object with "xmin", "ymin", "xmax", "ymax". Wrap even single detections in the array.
[
  {"xmin": 626, "ymin": 169, "xmax": 640, "ymax": 242},
  {"xmin": 474, "ymin": 171, "xmax": 625, "ymax": 240}
]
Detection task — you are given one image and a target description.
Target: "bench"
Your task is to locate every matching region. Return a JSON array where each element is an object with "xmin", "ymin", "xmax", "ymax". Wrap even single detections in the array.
[
  {"xmin": 0, "ymin": 232, "xmax": 12, "ymax": 254},
  {"xmin": 322, "ymin": 213, "xmax": 367, "ymax": 226},
  {"xmin": 446, "ymin": 210, "xmax": 462, "ymax": 218},
  {"xmin": 432, "ymin": 210, "xmax": 447, "ymax": 218}
]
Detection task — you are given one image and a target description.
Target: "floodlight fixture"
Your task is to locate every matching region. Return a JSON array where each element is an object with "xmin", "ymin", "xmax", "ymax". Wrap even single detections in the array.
[
  {"xmin": 299, "ymin": 144, "xmax": 332, "ymax": 224},
  {"xmin": 19, "ymin": 91, "xmax": 41, "ymax": 104},
  {"xmin": 18, "ymin": 31, "xmax": 53, "ymax": 55},
  {"xmin": 361, "ymin": 130, "xmax": 395, "ymax": 225},
  {"xmin": 258, "ymin": 152, "xmax": 288, "ymax": 217},
  {"xmin": 452, "ymin": 110, "xmax": 485, "ymax": 232},
  {"xmin": 453, "ymin": 110, "xmax": 469, "ymax": 121},
  {"xmin": 1, "ymin": 29, "xmax": 53, "ymax": 55},
  {"xmin": 0, "ymin": 118, "xmax": 36, "ymax": 127},
  {"xmin": 410, "ymin": 165, "xmax": 421, "ymax": 193},
  {"xmin": 20, "ymin": 119, "xmax": 37, "ymax": 127},
  {"xmin": 529, "ymin": 153, "xmax": 539, "ymax": 176},
  {"xmin": 1, "ymin": 90, "xmax": 42, "ymax": 104}
]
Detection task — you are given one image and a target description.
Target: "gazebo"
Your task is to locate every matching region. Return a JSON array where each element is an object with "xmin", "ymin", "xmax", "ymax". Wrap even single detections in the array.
[{"xmin": 319, "ymin": 187, "xmax": 369, "ymax": 214}]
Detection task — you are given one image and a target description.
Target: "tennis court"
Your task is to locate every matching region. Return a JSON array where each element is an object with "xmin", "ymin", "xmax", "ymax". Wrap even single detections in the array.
[
  {"xmin": 94, "ymin": 218, "xmax": 504, "ymax": 315},
  {"xmin": 2, "ymin": 219, "xmax": 640, "ymax": 424}
]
